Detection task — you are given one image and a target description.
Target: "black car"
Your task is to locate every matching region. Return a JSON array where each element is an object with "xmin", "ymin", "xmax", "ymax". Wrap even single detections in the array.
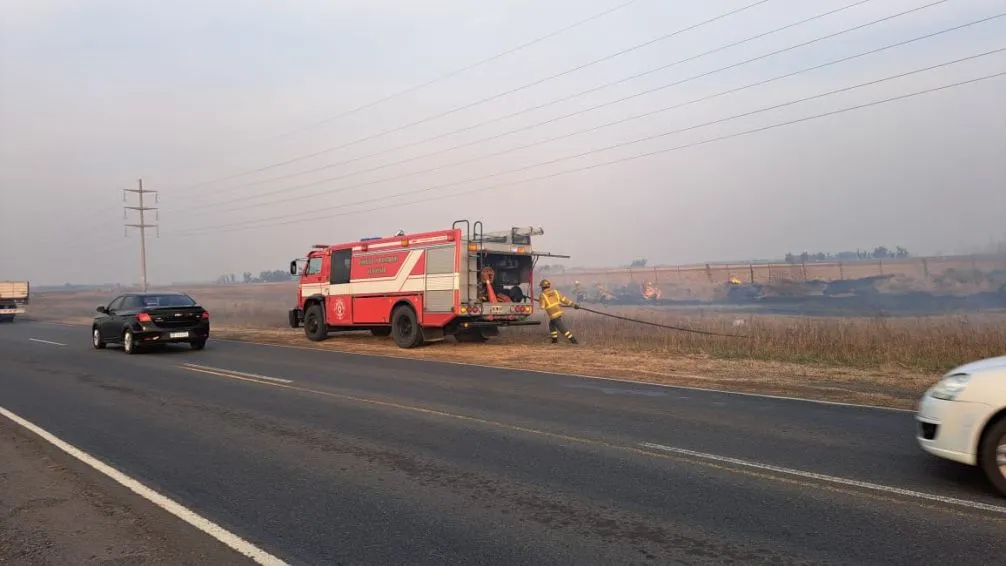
[{"xmin": 92, "ymin": 292, "xmax": 210, "ymax": 354}]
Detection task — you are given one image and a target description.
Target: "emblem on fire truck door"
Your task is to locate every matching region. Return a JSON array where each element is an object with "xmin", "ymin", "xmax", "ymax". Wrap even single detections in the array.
[{"xmin": 334, "ymin": 298, "xmax": 346, "ymax": 320}]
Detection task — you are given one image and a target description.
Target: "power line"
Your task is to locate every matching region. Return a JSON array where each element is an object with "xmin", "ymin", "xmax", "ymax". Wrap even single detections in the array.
[
  {"xmin": 250, "ymin": 0, "xmax": 649, "ymax": 146},
  {"xmin": 171, "ymin": 0, "xmax": 884, "ymax": 212},
  {"xmin": 168, "ymin": 0, "xmax": 772, "ymax": 192},
  {"xmin": 123, "ymin": 178, "xmax": 158, "ymax": 292},
  {"xmin": 169, "ymin": 63, "xmax": 1006, "ymax": 237},
  {"xmin": 184, "ymin": 5, "xmax": 995, "ymax": 220},
  {"xmin": 171, "ymin": 0, "xmax": 648, "ymax": 190}
]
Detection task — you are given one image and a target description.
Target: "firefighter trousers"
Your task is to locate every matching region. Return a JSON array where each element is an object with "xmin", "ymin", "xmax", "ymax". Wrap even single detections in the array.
[{"xmin": 548, "ymin": 316, "xmax": 577, "ymax": 343}]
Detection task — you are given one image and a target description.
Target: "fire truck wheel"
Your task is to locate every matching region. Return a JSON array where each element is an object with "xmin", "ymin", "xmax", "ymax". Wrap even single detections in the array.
[
  {"xmin": 391, "ymin": 305, "xmax": 424, "ymax": 349},
  {"xmin": 303, "ymin": 304, "xmax": 329, "ymax": 342}
]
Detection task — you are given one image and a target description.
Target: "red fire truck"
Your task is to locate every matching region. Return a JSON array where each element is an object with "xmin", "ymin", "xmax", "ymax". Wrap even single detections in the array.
[{"xmin": 287, "ymin": 219, "xmax": 568, "ymax": 348}]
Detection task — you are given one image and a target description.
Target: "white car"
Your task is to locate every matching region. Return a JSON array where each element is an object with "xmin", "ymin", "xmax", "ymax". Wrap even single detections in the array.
[{"xmin": 916, "ymin": 355, "xmax": 1006, "ymax": 496}]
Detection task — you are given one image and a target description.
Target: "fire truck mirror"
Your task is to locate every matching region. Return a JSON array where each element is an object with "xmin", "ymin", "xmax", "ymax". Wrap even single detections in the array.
[{"xmin": 289, "ymin": 260, "xmax": 298, "ymax": 276}]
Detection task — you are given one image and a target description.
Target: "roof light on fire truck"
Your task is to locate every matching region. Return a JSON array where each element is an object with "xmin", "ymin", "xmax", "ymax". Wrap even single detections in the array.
[
  {"xmin": 467, "ymin": 243, "xmax": 478, "ymax": 252},
  {"xmin": 401, "ymin": 238, "xmax": 410, "ymax": 247}
]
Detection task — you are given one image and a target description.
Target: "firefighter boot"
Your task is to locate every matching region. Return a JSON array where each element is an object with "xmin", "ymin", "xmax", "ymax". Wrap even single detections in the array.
[{"xmin": 569, "ymin": 336, "xmax": 579, "ymax": 345}]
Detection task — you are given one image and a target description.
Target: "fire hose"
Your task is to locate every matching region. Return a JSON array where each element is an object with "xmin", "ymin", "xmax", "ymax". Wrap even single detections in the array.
[{"xmin": 571, "ymin": 304, "xmax": 751, "ymax": 339}]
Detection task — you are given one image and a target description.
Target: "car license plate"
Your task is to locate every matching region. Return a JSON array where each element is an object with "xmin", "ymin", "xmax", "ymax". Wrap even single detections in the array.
[{"xmin": 169, "ymin": 331, "xmax": 189, "ymax": 339}]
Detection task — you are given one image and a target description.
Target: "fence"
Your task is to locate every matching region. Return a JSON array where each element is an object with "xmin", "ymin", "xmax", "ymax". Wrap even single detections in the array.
[{"xmin": 541, "ymin": 255, "xmax": 1006, "ymax": 291}]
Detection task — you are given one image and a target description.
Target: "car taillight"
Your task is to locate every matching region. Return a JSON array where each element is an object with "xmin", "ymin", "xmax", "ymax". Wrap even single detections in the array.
[
  {"xmin": 201, "ymin": 311, "xmax": 209, "ymax": 320},
  {"xmin": 137, "ymin": 312, "xmax": 152, "ymax": 323}
]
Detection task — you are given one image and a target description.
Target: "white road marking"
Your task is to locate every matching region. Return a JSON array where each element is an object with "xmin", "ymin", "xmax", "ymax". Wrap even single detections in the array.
[
  {"xmin": 213, "ymin": 338, "xmax": 918, "ymax": 413},
  {"xmin": 181, "ymin": 363, "xmax": 293, "ymax": 384},
  {"xmin": 174, "ymin": 364, "xmax": 997, "ymax": 516},
  {"xmin": 640, "ymin": 442, "xmax": 1006, "ymax": 515},
  {"xmin": 0, "ymin": 406, "xmax": 289, "ymax": 566},
  {"xmin": 29, "ymin": 338, "xmax": 66, "ymax": 346},
  {"xmin": 29, "ymin": 320, "xmax": 917, "ymax": 413}
]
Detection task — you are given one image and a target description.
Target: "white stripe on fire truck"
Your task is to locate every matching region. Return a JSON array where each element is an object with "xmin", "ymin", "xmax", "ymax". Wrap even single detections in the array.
[
  {"xmin": 300, "ymin": 274, "xmax": 458, "ymax": 296},
  {"xmin": 298, "ymin": 253, "xmax": 459, "ymax": 296}
]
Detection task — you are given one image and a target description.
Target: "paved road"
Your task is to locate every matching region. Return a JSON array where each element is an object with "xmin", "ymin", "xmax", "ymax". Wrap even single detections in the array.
[{"xmin": 1, "ymin": 320, "xmax": 1004, "ymax": 565}]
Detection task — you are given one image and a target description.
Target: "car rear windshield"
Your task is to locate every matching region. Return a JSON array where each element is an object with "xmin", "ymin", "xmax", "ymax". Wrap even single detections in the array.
[{"xmin": 140, "ymin": 294, "xmax": 197, "ymax": 307}]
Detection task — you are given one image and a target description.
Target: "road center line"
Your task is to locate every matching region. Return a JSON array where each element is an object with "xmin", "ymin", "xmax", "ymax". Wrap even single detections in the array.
[
  {"xmin": 32, "ymin": 321, "xmax": 914, "ymax": 413},
  {"xmin": 181, "ymin": 363, "xmax": 293, "ymax": 384},
  {"xmin": 29, "ymin": 338, "xmax": 67, "ymax": 346},
  {"xmin": 178, "ymin": 363, "xmax": 1005, "ymax": 517},
  {"xmin": 640, "ymin": 442, "xmax": 1006, "ymax": 515},
  {"xmin": 0, "ymin": 406, "xmax": 288, "ymax": 566}
]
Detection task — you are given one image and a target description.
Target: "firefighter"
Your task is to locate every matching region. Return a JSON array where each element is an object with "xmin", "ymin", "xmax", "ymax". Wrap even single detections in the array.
[
  {"xmin": 573, "ymin": 280, "xmax": 586, "ymax": 303},
  {"xmin": 538, "ymin": 279, "xmax": 578, "ymax": 344}
]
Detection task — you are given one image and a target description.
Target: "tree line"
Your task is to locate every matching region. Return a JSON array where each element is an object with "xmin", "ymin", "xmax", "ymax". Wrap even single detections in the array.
[
  {"xmin": 215, "ymin": 270, "xmax": 293, "ymax": 284},
  {"xmin": 783, "ymin": 246, "xmax": 910, "ymax": 264}
]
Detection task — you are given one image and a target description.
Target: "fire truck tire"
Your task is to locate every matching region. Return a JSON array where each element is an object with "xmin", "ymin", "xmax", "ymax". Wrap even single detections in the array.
[
  {"xmin": 391, "ymin": 305, "xmax": 424, "ymax": 349},
  {"xmin": 303, "ymin": 304, "xmax": 329, "ymax": 342},
  {"xmin": 371, "ymin": 327, "xmax": 392, "ymax": 337}
]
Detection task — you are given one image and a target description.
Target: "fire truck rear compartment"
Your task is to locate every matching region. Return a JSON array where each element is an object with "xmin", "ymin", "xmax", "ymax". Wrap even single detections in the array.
[{"xmin": 453, "ymin": 251, "xmax": 539, "ymax": 333}]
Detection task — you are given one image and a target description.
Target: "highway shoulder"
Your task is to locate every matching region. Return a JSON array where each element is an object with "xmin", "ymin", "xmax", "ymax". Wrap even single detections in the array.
[{"xmin": 0, "ymin": 414, "xmax": 256, "ymax": 566}]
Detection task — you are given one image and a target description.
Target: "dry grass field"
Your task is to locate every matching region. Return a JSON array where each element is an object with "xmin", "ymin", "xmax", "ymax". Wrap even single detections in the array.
[{"xmin": 27, "ymin": 283, "xmax": 1006, "ymax": 409}]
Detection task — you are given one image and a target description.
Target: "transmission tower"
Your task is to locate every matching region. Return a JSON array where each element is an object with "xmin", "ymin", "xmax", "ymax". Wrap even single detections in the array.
[{"xmin": 123, "ymin": 178, "xmax": 158, "ymax": 292}]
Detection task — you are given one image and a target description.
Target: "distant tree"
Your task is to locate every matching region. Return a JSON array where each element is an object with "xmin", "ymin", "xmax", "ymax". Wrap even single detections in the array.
[
  {"xmin": 784, "ymin": 253, "xmax": 796, "ymax": 264},
  {"xmin": 629, "ymin": 259, "xmax": 647, "ymax": 268},
  {"xmin": 258, "ymin": 270, "xmax": 292, "ymax": 283},
  {"xmin": 872, "ymin": 246, "xmax": 891, "ymax": 259},
  {"xmin": 814, "ymin": 252, "xmax": 827, "ymax": 262},
  {"xmin": 242, "ymin": 272, "xmax": 253, "ymax": 284},
  {"xmin": 895, "ymin": 246, "xmax": 910, "ymax": 258}
]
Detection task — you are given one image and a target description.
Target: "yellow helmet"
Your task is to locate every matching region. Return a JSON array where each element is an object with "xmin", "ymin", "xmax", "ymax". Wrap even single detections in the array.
[{"xmin": 539, "ymin": 279, "xmax": 551, "ymax": 289}]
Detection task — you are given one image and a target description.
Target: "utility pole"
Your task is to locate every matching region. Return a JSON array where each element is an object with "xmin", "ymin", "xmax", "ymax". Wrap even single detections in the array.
[{"xmin": 123, "ymin": 178, "xmax": 158, "ymax": 292}]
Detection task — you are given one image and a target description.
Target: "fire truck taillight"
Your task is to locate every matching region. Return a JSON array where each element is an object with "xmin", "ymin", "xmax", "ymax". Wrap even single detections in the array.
[
  {"xmin": 467, "ymin": 243, "xmax": 478, "ymax": 252},
  {"xmin": 469, "ymin": 305, "xmax": 482, "ymax": 315},
  {"xmin": 459, "ymin": 305, "xmax": 468, "ymax": 314}
]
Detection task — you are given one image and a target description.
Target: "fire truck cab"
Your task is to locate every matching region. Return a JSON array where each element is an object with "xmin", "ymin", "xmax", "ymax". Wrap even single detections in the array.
[{"xmin": 288, "ymin": 219, "xmax": 562, "ymax": 348}]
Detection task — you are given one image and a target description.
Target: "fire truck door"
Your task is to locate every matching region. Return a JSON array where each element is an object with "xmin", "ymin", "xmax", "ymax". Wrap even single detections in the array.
[{"xmin": 327, "ymin": 249, "xmax": 353, "ymax": 324}]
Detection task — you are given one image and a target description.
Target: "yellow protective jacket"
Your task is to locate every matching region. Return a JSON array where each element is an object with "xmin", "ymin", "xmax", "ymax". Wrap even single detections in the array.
[{"xmin": 539, "ymin": 288, "xmax": 573, "ymax": 319}]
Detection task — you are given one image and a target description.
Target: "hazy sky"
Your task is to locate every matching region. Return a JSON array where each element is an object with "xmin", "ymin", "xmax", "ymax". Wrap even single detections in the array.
[{"xmin": 1, "ymin": 0, "xmax": 1004, "ymax": 285}]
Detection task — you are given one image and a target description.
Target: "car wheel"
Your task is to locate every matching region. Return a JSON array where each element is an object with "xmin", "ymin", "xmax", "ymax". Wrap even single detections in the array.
[
  {"xmin": 92, "ymin": 328, "xmax": 106, "ymax": 349},
  {"xmin": 190, "ymin": 339, "xmax": 207, "ymax": 350},
  {"xmin": 979, "ymin": 417, "xmax": 1006, "ymax": 497},
  {"xmin": 391, "ymin": 305, "xmax": 424, "ymax": 349},
  {"xmin": 122, "ymin": 329, "xmax": 138, "ymax": 355},
  {"xmin": 303, "ymin": 305, "xmax": 328, "ymax": 342}
]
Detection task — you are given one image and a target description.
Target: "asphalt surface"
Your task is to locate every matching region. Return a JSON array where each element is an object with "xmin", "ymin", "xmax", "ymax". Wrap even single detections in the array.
[{"xmin": 1, "ymin": 320, "xmax": 1005, "ymax": 565}]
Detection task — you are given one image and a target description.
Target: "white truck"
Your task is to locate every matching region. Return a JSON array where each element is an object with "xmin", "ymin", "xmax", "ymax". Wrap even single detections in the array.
[{"xmin": 0, "ymin": 280, "xmax": 29, "ymax": 322}]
